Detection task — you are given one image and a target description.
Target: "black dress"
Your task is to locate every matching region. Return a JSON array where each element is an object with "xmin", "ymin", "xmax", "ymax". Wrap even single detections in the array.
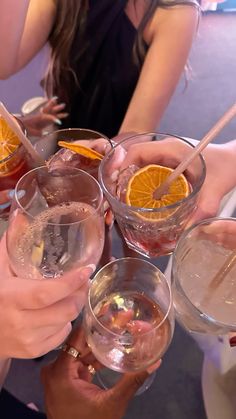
[{"xmin": 62, "ymin": 0, "xmax": 145, "ymax": 138}]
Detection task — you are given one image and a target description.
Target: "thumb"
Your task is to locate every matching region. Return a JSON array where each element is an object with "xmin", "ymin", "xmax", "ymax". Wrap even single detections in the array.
[{"xmin": 110, "ymin": 360, "xmax": 161, "ymax": 402}]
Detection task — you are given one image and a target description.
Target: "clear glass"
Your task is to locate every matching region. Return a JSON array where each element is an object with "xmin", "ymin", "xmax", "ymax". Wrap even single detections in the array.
[
  {"xmin": 0, "ymin": 117, "xmax": 29, "ymax": 218},
  {"xmin": 83, "ymin": 257, "xmax": 174, "ymax": 392},
  {"xmin": 34, "ymin": 128, "xmax": 111, "ymax": 179},
  {"xmin": 99, "ymin": 133, "xmax": 206, "ymax": 258},
  {"xmin": 7, "ymin": 166, "xmax": 105, "ymax": 279},
  {"xmin": 172, "ymin": 217, "xmax": 236, "ymax": 335}
]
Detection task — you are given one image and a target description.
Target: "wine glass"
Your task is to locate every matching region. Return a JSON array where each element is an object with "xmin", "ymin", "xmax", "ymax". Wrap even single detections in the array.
[
  {"xmin": 99, "ymin": 133, "xmax": 206, "ymax": 257},
  {"xmin": 83, "ymin": 257, "xmax": 174, "ymax": 393},
  {"xmin": 172, "ymin": 217, "xmax": 236, "ymax": 335},
  {"xmin": 7, "ymin": 166, "xmax": 105, "ymax": 279}
]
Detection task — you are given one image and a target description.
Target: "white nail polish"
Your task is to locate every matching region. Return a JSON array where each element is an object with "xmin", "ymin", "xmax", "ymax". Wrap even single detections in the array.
[{"xmin": 86, "ymin": 264, "xmax": 96, "ymax": 273}]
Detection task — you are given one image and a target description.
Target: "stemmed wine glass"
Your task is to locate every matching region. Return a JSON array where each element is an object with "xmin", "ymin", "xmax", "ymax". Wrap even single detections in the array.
[
  {"xmin": 7, "ymin": 166, "xmax": 105, "ymax": 279},
  {"xmin": 83, "ymin": 257, "xmax": 174, "ymax": 394}
]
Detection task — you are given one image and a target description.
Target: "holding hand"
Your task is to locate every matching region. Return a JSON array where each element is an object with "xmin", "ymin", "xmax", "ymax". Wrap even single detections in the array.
[
  {"xmin": 42, "ymin": 326, "xmax": 161, "ymax": 419},
  {"xmin": 0, "ymin": 234, "xmax": 93, "ymax": 359}
]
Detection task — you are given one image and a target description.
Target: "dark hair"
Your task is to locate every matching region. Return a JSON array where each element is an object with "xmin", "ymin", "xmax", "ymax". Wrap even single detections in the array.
[{"xmin": 45, "ymin": 0, "xmax": 200, "ymax": 99}]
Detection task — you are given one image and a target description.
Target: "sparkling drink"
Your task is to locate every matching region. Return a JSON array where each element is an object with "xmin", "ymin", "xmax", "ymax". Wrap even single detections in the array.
[
  {"xmin": 172, "ymin": 218, "xmax": 236, "ymax": 335},
  {"xmin": 85, "ymin": 291, "xmax": 172, "ymax": 372},
  {"xmin": 8, "ymin": 201, "xmax": 104, "ymax": 279}
]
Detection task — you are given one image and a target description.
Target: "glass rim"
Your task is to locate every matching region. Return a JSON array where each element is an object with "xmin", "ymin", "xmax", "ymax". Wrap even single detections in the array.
[
  {"xmin": 14, "ymin": 165, "xmax": 104, "ymax": 225},
  {"xmin": 99, "ymin": 132, "xmax": 206, "ymax": 213},
  {"xmin": 0, "ymin": 117, "xmax": 27, "ymax": 165},
  {"xmin": 41, "ymin": 127, "xmax": 113, "ymax": 146},
  {"xmin": 87, "ymin": 257, "xmax": 173, "ymax": 338},
  {"xmin": 173, "ymin": 216, "xmax": 236, "ymax": 330}
]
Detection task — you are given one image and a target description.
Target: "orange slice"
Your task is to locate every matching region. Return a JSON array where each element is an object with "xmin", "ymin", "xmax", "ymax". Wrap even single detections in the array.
[
  {"xmin": 126, "ymin": 164, "xmax": 190, "ymax": 221},
  {"xmin": 0, "ymin": 116, "xmax": 21, "ymax": 173},
  {"xmin": 58, "ymin": 141, "xmax": 103, "ymax": 160}
]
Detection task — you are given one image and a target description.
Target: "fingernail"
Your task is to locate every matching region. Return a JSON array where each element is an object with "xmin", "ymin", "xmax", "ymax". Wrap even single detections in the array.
[
  {"xmin": 52, "ymin": 96, "xmax": 58, "ymax": 101},
  {"xmin": 230, "ymin": 337, "xmax": 236, "ymax": 347},
  {"xmin": 85, "ymin": 264, "xmax": 96, "ymax": 274},
  {"xmin": 54, "ymin": 118, "xmax": 62, "ymax": 125},
  {"xmin": 146, "ymin": 359, "xmax": 162, "ymax": 374},
  {"xmin": 111, "ymin": 170, "xmax": 119, "ymax": 182},
  {"xmin": 8, "ymin": 189, "xmax": 25, "ymax": 200}
]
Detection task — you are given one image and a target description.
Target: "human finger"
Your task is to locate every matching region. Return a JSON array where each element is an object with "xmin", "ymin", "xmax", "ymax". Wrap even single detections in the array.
[
  {"xmin": 109, "ymin": 360, "xmax": 161, "ymax": 403},
  {"xmin": 13, "ymin": 265, "xmax": 94, "ymax": 310},
  {"xmin": 51, "ymin": 103, "xmax": 66, "ymax": 113},
  {"xmin": 58, "ymin": 325, "xmax": 91, "ymax": 366}
]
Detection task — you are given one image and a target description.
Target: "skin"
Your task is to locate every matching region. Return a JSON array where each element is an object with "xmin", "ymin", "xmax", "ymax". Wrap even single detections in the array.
[
  {"xmin": 0, "ymin": 0, "xmax": 199, "ymax": 133},
  {"xmin": 42, "ymin": 325, "xmax": 161, "ymax": 419},
  {"xmin": 0, "ymin": 233, "xmax": 93, "ymax": 359}
]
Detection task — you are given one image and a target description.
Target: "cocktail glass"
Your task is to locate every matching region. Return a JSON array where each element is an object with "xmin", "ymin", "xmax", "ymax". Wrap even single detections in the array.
[
  {"xmin": 7, "ymin": 166, "xmax": 105, "ymax": 279},
  {"xmin": 99, "ymin": 133, "xmax": 206, "ymax": 258},
  {"xmin": 34, "ymin": 128, "xmax": 111, "ymax": 179},
  {"xmin": 172, "ymin": 217, "xmax": 236, "ymax": 334},
  {"xmin": 83, "ymin": 257, "xmax": 174, "ymax": 394}
]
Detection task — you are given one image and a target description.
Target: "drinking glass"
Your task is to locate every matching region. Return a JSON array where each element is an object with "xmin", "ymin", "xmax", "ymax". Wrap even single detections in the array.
[
  {"xmin": 172, "ymin": 217, "xmax": 236, "ymax": 335},
  {"xmin": 99, "ymin": 133, "xmax": 206, "ymax": 258},
  {"xmin": 34, "ymin": 128, "xmax": 111, "ymax": 179},
  {"xmin": 83, "ymin": 257, "xmax": 174, "ymax": 393},
  {"xmin": 7, "ymin": 166, "xmax": 105, "ymax": 279},
  {"xmin": 0, "ymin": 117, "xmax": 30, "ymax": 219}
]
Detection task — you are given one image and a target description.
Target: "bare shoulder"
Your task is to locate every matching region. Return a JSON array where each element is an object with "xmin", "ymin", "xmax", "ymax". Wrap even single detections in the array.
[{"xmin": 145, "ymin": 1, "xmax": 200, "ymax": 44}]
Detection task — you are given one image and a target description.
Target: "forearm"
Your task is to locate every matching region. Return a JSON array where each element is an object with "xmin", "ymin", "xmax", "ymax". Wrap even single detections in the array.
[{"xmin": 0, "ymin": 0, "xmax": 30, "ymax": 78}]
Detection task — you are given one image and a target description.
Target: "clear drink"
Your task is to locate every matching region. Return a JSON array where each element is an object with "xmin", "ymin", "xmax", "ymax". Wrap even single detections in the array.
[
  {"xmin": 172, "ymin": 218, "xmax": 236, "ymax": 335},
  {"xmin": 85, "ymin": 290, "xmax": 171, "ymax": 372},
  {"xmin": 7, "ymin": 166, "xmax": 105, "ymax": 279},
  {"xmin": 8, "ymin": 201, "xmax": 104, "ymax": 279}
]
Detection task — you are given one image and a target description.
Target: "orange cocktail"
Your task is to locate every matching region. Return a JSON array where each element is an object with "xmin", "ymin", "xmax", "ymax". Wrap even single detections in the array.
[{"xmin": 0, "ymin": 116, "xmax": 29, "ymax": 191}]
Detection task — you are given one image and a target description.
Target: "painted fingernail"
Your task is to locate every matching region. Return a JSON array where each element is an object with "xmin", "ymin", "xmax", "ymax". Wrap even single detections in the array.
[
  {"xmin": 146, "ymin": 359, "xmax": 162, "ymax": 374},
  {"xmin": 8, "ymin": 189, "xmax": 25, "ymax": 200},
  {"xmin": 111, "ymin": 170, "xmax": 119, "ymax": 182},
  {"xmin": 230, "ymin": 337, "xmax": 236, "ymax": 347},
  {"xmin": 85, "ymin": 264, "xmax": 96, "ymax": 274},
  {"xmin": 52, "ymin": 96, "xmax": 58, "ymax": 101},
  {"xmin": 54, "ymin": 118, "xmax": 62, "ymax": 125}
]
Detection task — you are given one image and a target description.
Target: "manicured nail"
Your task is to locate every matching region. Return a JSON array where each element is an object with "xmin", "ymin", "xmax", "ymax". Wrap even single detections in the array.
[
  {"xmin": 111, "ymin": 170, "xmax": 119, "ymax": 182},
  {"xmin": 54, "ymin": 118, "xmax": 62, "ymax": 125},
  {"xmin": 8, "ymin": 189, "xmax": 25, "ymax": 200},
  {"xmin": 52, "ymin": 96, "xmax": 58, "ymax": 101},
  {"xmin": 146, "ymin": 359, "xmax": 162, "ymax": 374},
  {"xmin": 85, "ymin": 264, "xmax": 96, "ymax": 273},
  {"xmin": 230, "ymin": 337, "xmax": 236, "ymax": 347}
]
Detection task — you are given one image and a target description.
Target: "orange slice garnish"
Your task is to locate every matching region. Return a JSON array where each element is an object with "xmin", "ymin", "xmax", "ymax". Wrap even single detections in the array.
[
  {"xmin": 126, "ymin": 164, "xmax": 190, "ymax": 221},
  {"xmin": 58, "ymin": 141, "xmax": 103, "ymax": 160},
  {"xmin": 0, "ymin": 116, "xmax": 21, "ymax": 174}
]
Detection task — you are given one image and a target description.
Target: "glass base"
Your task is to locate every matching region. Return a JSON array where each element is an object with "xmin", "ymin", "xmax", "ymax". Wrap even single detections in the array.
[
  {"xmin": 96, "ymin": 368, "xmax": 156, "ymax": 395},
  {"xmin": 125, "ymin": 238, "xmax": 172, "ymax": 259}
]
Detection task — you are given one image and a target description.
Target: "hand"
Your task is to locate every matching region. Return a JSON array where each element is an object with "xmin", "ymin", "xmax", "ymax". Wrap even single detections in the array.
[
  {"xmin": 0, "ymin": 234, "xmax": 93, "ymax": 359},
  {"xmin": 189, "ymin": 141, "xmax": 236, "ymax": 224},
  {"xmin": 21, "ymin": 97, "xmax": 68, "ymax": 137},
  {"xmin": 42, "ymin": 326, "xmax": 161, "ymax": 419}
]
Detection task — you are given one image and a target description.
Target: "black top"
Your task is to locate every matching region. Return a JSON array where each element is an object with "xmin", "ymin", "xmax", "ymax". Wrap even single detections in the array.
[{"xmin": 62, "ymin": 0, "xmax": 145, "ymax": 138}]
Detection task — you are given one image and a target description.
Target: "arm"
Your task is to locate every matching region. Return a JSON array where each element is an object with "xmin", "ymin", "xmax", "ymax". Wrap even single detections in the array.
[
  {"xmin": 119, "ymin": 5, "xmax": 199, "ymax": 133},
  {"xmin": 0, "ymin": 0, "xmax": 55, "ymax": 79}
]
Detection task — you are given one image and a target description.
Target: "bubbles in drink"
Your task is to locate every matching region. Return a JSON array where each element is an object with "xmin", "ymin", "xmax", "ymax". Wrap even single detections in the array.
[{"xmin": 10, "ymin": 201, "xmax": 104, "ymax": 279}]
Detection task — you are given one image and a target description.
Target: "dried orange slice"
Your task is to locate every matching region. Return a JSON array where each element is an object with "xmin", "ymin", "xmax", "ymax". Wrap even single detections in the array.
[
  {"xmin": 58, "ymin": 141, "xmax": 103, "ymax": 160},
  {"xmin": 126, "ymin": 164, "xmax": 190, "ymax": 221},
  {"xmin": 0, "ymin": 116, "xmax": 21, "ymax": 173}
]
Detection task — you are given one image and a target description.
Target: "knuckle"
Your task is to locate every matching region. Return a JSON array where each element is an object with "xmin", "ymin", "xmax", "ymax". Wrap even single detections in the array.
[
  {"xmin": 34, "ymin": 289, "xmax": 49, "ymax": 307},
  {"xmin": 67, "ymin": 299, "xmax": 80, "ymax": 321}
]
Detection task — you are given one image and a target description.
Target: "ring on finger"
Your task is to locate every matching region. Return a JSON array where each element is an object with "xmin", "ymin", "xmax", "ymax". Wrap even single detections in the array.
[
  {"xmin": 62, "ymin": 344, "xmax": 81, "ymax": 359},
  {"xmin": 87, "ymin": 364, "xmax": 96, "ymax": 375}
]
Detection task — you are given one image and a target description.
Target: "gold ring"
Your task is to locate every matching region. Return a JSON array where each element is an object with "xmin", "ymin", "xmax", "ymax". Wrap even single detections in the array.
[
  {"xmin": 62, "ymin": 344, "xmax": 81, "ymax": 359},
  {"xmin": 87, "ymin": 364, "xmax": 96, "ymax": 375}
]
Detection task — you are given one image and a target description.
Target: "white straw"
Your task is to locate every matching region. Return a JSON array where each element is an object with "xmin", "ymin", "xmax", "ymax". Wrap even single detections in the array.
[{"xmin": 153, "ymin": 103, "xmax": 236, "ymax": 200}]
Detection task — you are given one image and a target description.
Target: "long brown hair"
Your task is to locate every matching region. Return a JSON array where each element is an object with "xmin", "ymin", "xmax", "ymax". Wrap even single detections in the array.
[{"xmin": 45, "ymin": 0, "xmax": 200, "ymax": 100}]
